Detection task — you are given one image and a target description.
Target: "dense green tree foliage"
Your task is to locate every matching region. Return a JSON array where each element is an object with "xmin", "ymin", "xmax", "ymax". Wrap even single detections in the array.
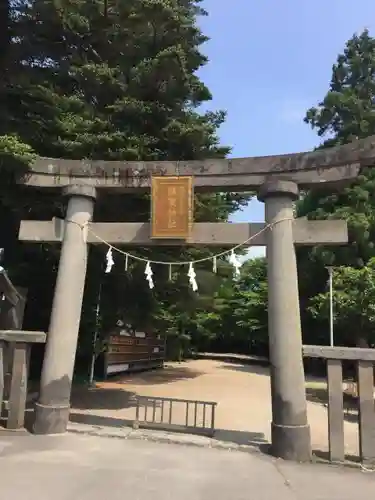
[
  {"xmin": 299, "ymin": 30, "xmax": 375, "ymax": 267},
  {"xmin": 3, "ymin": 5, "xmax": 375, "ymax": 367},
  {"xmin": 0, "ymin": 0, "xmax": 251, "ymax": 371},
  {"xmin": 309, "ymin": 261, "xmax": 375, "ymax": 348},
  {"xmin": 296, "ymin": 30, "xmax": 375, "ymax": 348}
]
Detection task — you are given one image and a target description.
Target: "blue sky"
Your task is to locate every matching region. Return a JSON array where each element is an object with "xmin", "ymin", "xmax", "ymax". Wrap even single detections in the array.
[{"xmin": 198, "ymin": 0, "xmax": 375, "ymax": 258}]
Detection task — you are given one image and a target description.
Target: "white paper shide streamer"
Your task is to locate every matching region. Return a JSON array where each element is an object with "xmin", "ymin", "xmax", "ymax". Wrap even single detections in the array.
[
  {"xmin": 105, "ymin": 248, "xmax": 115, "ymax": 273},
  {"xmin": 93, "ymin": 218, "xmax": 277, "ymax": 289},
  {"xmin": 228, "ymin": 249, "xmax": 242, "ymax": 278},
  {"xmin": 212, "ymin": 256, "xmax": 217, "ymax": 273},
  {"xmin": 188, "ymin": 262, "xmax": 198, "ymax": 292},
  {"xmin": 145, "ymin": 261, "xmax": 154, "ymax": 289}
]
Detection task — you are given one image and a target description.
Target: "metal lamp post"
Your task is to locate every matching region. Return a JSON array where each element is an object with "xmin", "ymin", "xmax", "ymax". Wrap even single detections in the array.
[{"xmin": 326, "ymin": 266, "xmax": 334, "ymax": 347}]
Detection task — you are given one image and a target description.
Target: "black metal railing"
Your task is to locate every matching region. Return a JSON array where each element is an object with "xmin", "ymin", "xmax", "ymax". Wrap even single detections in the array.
[{"xmin": 133, "ymin": 396, "xmax": 217, "ymax": 437}]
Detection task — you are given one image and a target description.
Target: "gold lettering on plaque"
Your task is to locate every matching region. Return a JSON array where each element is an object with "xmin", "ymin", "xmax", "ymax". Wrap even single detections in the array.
[{"xmin": 151, "ymin": 177, "xmax": 193, "ymax": 239}]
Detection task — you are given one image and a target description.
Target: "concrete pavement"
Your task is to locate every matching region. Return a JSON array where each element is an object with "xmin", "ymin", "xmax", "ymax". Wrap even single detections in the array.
[{"xmin": 0, "ymin": 431, "xmax": 374, "ymax": 500}]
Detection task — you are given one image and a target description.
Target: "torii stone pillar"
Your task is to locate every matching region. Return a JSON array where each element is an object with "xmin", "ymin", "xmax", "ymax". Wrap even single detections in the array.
[
  {"xmin": 33, "ymin": 185, "xmax": 96, "ymax": 434},
  {"xmin": 258, "ymin": 180, "xmax": 311, "ymax": 461},
  {"xmin": 19, "ymin": 134, "xmax": 375, "ymax": 455}
]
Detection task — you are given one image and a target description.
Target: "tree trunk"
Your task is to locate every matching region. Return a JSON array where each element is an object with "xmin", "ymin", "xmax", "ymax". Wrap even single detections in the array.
[{"xmin": 0, "ymin": 0, "xmax": 9, "ymax": 71}]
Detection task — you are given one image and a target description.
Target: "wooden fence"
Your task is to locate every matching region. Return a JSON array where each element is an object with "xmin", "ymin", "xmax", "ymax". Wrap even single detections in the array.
[
  {"xmin": 0, "ymin": 330, "xmax": 46, "ymax": 430},
  {"xmin": 303, "ymin": 345, "xmax": 375, "ymax": 465}
]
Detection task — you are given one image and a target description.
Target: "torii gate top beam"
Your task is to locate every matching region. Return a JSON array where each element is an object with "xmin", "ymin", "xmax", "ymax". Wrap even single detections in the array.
[{"xmin": 19, "ymin": 135, "xmax": 375, "ymax": 192}]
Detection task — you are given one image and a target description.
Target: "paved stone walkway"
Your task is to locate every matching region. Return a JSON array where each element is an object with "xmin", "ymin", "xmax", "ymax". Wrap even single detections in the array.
[
  {"xmin": 70, "ymin": 359, "xmax": 360, "ymax": 458},
  {"xmin": 0, "ymin": 432, "xmax": 373, "ymax": 499}
]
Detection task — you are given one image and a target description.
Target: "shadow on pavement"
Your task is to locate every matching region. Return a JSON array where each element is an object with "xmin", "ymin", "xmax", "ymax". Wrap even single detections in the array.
[
  {"xmin": 197, "ymin": 353, "xmax": 269, "ymax": 366},
  {"xmin": 71, "ymin": 386, "xmax": 138, "ymax": 411},
  {"xmin": 69, "ymin": 412, "xmax": 133, "ymax": 428},
  {"xmin": 214, "ymin": 428, "xmax": 269, "ymax": 449},
  {"xmin": 69, "ymin": 409, "xmax": 269, "ymax": 452},
  {"xmin": 220, "ymin": 363, "xmax": 270, "ymax": 376},
  {"xmin": 106, "ymin": 365, "xmax": 204, "ymax": 386},
  {"xmin": 313, "ymin": 448, "xmax": 361, "ymax": 465},
  {"xmin": 305, "ymin": 386, "xmax": 360, "ymax": 423}
]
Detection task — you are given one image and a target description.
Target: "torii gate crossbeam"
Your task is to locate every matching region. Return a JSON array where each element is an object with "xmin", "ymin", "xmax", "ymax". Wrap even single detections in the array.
[{"xmin": 17, "ymin": 135, "xmax": 375, "ymax": 462}]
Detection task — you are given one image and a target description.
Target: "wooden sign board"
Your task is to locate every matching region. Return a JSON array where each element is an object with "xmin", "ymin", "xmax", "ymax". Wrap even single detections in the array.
[
  {"xmin": 151, "ymin": 176, "xmax": 193, "ymax": 239},
  {"xmin": 102, "ymin": 332, "xmax": 165, "ymax": 377}
]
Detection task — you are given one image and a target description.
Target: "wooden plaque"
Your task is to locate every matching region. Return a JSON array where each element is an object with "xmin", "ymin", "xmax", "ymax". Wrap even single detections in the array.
[{"xmin": 151, "ymin": 176, "xmax": 193, "ymax": 239}]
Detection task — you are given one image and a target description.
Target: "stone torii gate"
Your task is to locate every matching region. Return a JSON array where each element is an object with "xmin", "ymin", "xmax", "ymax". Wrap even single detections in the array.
[{"xmin": 17, "ymin": 135, "xmax": 375, "ymax": 461}]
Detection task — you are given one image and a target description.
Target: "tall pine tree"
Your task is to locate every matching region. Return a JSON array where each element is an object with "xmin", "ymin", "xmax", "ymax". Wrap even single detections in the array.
[
  {"xmin": 1, "ymin": 0, "xmax": 250, "ymax": 366},
  {"xmin": 297, "ymin": 30, "xmax": 375, "ymax": 346},
  {"xmin": 299, "ymin": 30, "xmax": 375, "ymax": 267}
]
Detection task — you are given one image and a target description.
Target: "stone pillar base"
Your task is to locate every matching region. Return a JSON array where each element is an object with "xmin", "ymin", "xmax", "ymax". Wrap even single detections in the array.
[
  {"xmin": 271, "ymin": 422, "xmax": 312, "ymax": 462},
  {"xmin": 33, "ymin": 402, "xmax": 70, "ymax": 435}
]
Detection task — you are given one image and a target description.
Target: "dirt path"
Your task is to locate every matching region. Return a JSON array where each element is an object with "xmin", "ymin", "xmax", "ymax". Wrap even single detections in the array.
[{"xmin": 71, "ymin": 359, "xmax": 360, "ymax": 457}]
